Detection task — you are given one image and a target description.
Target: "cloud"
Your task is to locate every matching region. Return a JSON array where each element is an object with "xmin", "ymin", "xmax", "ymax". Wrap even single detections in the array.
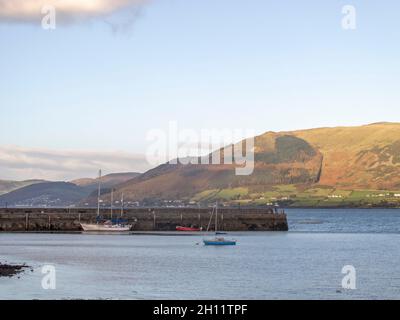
[
  {"xmin": 0, "ymin": 145, "xmax": 155, "ymax": 181},
  {"xmin": 0, "ymin": 0, "xmax": 149, "ymax": 24}
]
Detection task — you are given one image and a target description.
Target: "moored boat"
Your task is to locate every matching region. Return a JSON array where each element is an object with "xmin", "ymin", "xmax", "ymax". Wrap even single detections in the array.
[
  {"xmin": 203, "ymin": 202, "xmax": 237, "ymax": 246},
  {"xmin": 80, "ymin": 222, "xmax": 132, "ymax": 232},
  {"xmin": 80, "ymin": 170, "xmax": 133, "ymax": 233},
  {"xmin": 203, "ymin": 237, "xmax": 236, "ymax": 246},
  {"xmin": 176, "ymin": 226, "xmax": 202, "ymax": 232}
]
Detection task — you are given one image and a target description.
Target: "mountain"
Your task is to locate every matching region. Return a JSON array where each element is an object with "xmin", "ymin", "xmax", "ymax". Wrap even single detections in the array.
[
  {"xmin": 0, "ymin": 172, "xmax": 141, "ymax": 207},
  {"xmin": 92, "ymin": 122, "xmax": 400, "ymax": 205},
  {"xmin": 71, "ymin": 172, "xmax": 141, "ymax": 190},
  {"xmin": 0, "ymin": 180, "xmax": 45, "ymax": 196},
  {"xmin": 0, "ymin": 182, "xmax": 89, "ymax": 207},
  {"xmin": 4, "ymin": 124, "xmax": 399, "ymax": 207}
]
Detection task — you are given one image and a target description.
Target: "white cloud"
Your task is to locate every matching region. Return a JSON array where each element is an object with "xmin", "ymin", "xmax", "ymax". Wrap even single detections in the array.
[
  {"xmin": 0, "ymin": 0, "xmax": 149, "ymax": 23},
  {"xmin": 0, "ymin": 145, "xmax": 154, "ymax": 181}
]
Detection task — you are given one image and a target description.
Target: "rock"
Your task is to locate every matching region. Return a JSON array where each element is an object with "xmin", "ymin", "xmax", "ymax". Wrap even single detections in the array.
[{"xmin": 0, "ymin": 262, "xmax": 30, "ymax": 278}]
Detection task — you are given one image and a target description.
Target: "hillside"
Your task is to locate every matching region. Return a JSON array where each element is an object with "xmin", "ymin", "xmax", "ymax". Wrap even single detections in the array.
[
  {"xmin": 0, "ymin": 182, "xmax": 89, "ymax": 207},
  {"xmin": 72, "ymin": 172, "xmax": 141, "ymax": 191},
  {"xmin": 92, "ymin": 122, "xmax": 400, "ymax": 207},
  {"xmin": 94, "ymin": 134, "xmax": 323, "ymax": 204},
  {"xmin": 0, "ymin": 172, "xmax": 142, "ymax": 207},
  {"xmin": 0, "ymin": 180, "xmax": 45, "ymax": 196},
  {"xmin": 290, "ymin": 122, "xmax": 400, "ymax": 190}
]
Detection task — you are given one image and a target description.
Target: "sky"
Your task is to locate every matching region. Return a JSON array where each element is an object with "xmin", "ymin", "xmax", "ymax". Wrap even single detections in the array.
[{"xmin": 1, "ymin": 0, "xmax": 400, "ymax": 180}]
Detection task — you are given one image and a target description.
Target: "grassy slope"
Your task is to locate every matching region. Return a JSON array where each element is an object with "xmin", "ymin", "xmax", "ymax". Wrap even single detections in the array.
[
  {"xmin": 291, "ymin": 122, "xmax": 400, "ymax": 189},
  {"xmin": 192, "ymin": 184, "xmax": 400, "ymax": 207}
]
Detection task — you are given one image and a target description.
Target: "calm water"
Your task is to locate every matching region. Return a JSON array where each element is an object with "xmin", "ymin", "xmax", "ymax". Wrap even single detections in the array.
[{"xmin": 1, "ymin": 209, "xmax": 400, "ymax": 300}]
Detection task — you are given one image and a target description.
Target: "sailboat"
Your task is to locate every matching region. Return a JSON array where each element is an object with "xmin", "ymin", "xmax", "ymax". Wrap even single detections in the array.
[
  {"xmin": 203, "ymin": 202, "xmax": 237, "ymax": 246},
  {"xmin": 80, "ymin": 170, "xmax": 133, "ymax": 232}
]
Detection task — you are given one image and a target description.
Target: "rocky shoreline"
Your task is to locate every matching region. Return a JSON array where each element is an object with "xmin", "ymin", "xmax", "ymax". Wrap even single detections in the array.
[{"xmin": 0, "ymin": 262, "xmax": 30, "ymax": 278}]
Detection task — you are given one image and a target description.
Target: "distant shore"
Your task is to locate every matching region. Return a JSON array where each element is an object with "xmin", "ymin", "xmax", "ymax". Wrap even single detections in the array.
[
  {"xmin": 284, "ymin": 205, "xmax": 400, "ymax": 209},
  {"xmin": 2, "ymin": 203, "xmax": 400, "ymax": 210}
]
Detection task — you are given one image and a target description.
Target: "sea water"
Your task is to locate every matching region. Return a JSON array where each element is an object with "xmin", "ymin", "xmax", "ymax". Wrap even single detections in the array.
[{"xmin": 0, "ymin": 208, "xmax": 399, "ymax": 300}]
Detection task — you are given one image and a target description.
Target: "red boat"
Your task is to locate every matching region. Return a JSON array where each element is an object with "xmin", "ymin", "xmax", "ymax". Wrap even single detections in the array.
[{"xmin": 176, "ymin": 226, "xmax": 202, "ymax": 232}]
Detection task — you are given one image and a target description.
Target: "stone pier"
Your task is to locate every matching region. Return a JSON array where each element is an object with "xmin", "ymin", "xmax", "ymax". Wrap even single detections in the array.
[{"xmin": 0, "ymin": 207, "xmax": 288, "ymax": 232}]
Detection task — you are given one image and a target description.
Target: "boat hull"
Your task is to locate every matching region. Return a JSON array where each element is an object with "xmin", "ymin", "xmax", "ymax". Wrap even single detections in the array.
[
  {"xmin": 80, "ymin": 223, "xmax": 132, "ymax": 232},
  {"xmin": 176, "ymin": 226, "xmax": 202, "ymax": 232},
  {"xmin": 203, "ymin": 240, "xmax": 237, "ymax": 246}
]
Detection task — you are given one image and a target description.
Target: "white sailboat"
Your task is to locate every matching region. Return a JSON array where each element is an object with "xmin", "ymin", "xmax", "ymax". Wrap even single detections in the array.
[
  {"xmin": 80, "ymin": 222, "xmax": 132, "ymax": 232},
  {"xmin": 80, "ymin": 170, "xmax": 133, "ymax": 232}
]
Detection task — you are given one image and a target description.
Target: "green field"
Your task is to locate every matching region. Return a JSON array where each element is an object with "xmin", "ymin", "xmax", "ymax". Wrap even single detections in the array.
[{"xmin": 191, "ymin": 185, "xmax": 400, "ymax": 207}]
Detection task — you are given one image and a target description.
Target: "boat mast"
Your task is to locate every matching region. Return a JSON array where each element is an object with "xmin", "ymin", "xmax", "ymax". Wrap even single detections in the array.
[
  {"xmin": 97, "ymin": 169, "xmax": 102, "ymax": 218},
  {"xmin": 120, "ymin": 193, "xmax": 124, "ymax": 217},
  {"xmin": 206, "ymin": 206, "xmax": 215, "ymax": 232},
  {"xmin": 110, "ymin": 188, "xmax": 114, "ymax": 220},
  {"xmin": 215, "ymin": 201, "xmax": 218, "ymax": 233}
]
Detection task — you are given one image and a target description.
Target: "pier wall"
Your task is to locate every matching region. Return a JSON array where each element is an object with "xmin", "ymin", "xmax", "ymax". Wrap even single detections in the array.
[{"xmin": 0, "ymin": 208, "xmax": 288, "ymax": 232}]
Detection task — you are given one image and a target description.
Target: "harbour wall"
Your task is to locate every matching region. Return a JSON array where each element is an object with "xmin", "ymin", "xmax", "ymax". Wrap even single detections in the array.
[{"xmin": 0, "ymin": 208, "xmax": 288, "ymax": 232}]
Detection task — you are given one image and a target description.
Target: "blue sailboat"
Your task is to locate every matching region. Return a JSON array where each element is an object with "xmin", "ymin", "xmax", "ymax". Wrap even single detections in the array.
[
  {"xmin": 203, "ymin": 202, "xmax": 237, "ymax": 246},
  {"xmin": 203, "ymin": 237, "xmax": 236, "ymax": 246}
]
